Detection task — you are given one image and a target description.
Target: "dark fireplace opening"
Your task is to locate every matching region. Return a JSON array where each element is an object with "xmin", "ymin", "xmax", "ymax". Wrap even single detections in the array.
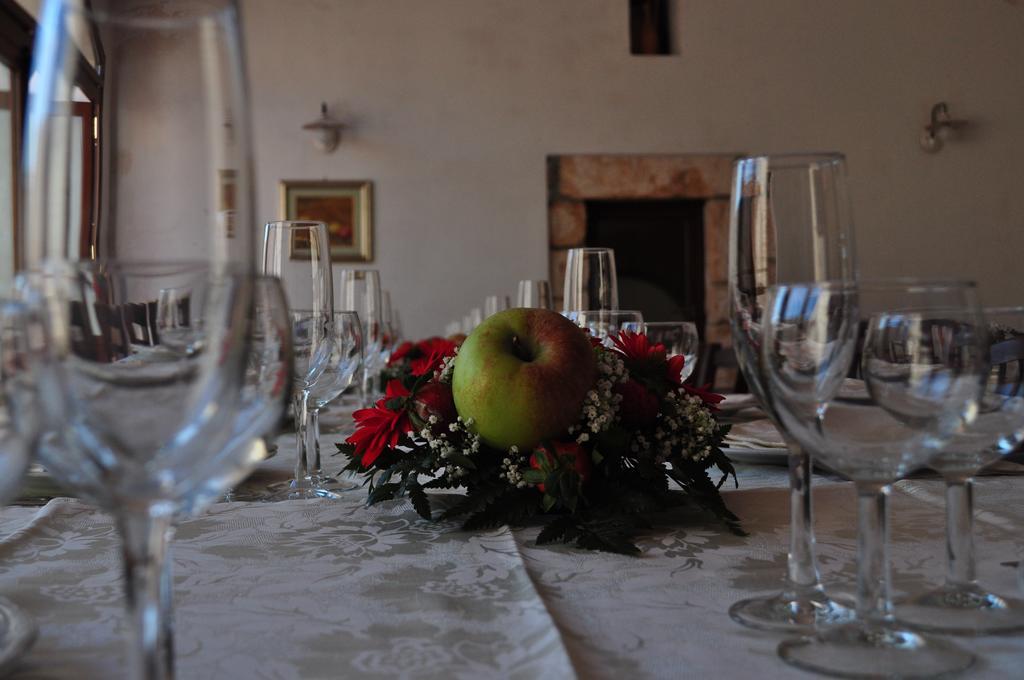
[{"xmin": 584, "ymin": 199, "xmax": 705, "ymax": 329}]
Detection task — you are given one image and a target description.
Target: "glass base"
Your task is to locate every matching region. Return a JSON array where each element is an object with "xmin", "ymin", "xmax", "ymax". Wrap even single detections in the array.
[
  {"xmin": 778, "ymin": 621, "xmax": 975, "ymax": 679},
  {"xmin": 729, "ymin": 587, "xmax": 854, "ymax": 633},
  {"xmin": 0, "ymin": 598, "xmax": 37, "ymax": 674},
  {"xmin": 897, "ymin": 582, "xmax": 1024, "ymax": 635},
  {"xmin": 312, "ymin": 473, "xmax": 361, "ymax": 493}
]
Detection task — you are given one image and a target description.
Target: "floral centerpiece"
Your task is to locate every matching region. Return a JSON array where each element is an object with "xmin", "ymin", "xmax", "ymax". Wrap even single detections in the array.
[{"xmin": 338, "ymin": 308, "xmax": 739, "ymax": 554}]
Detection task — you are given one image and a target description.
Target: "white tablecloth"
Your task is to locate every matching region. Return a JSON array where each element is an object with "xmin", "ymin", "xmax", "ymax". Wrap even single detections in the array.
[{"xmin": 1, "ymin": 429, "xmax": 1023, "ymax": 679}]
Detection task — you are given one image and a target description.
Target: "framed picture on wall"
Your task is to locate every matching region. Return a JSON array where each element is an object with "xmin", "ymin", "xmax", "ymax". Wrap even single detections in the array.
[{"xmin": 280, "ymin": 179, "xmax": 373, "ymax": 262}]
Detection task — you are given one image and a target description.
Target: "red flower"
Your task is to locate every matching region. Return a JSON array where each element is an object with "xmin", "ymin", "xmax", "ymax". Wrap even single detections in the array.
[
  {"xmin": 409, "ymin": 337, "xmax": 457, "ymax": 377},
  {"xmin": 346, "ymin": 381, "xmax": 413, "ymax": 467},
  {"xmin": 385, "ymin": 379, "xmax": 410, "ymax": 400},
  {"xmin": 683, "ymin": 383, "xmax": 726, "ymax": 410},
  {"xmin": 615, "ymin": 379, "xmax": 660, "ymax": 428},
  {"xmin": 416, "ymin": 336, "xmax": 456, "ymax": 357},
  {"xmin": 529, "ymin": 441, "xmax": 592, "ymax": 492},
  {"xmin": 611, "ymin": 330, "xmax": 667, "ymax": 363},
  {"xmin": 667, "ymin": 355, "xmax": 687, "ymax": 385},
  {"xmin": 411, "ymin": 381, "xmax": 457, "ymax": 431},
  {"xmin": 388, "ymin": 341, "xmax": 416, "ymax": 366}
]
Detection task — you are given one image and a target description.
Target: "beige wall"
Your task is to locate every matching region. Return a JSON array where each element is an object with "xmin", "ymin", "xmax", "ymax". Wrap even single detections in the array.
[{"xmin": 232, "ymin": 0, "xmax": 1024, "ymax": 338}]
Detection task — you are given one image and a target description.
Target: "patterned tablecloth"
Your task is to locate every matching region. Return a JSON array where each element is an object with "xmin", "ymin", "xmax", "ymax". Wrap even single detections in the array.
[{"xmin": 1, "ymin": 428, "xmax": 1023, "ymax": 679}]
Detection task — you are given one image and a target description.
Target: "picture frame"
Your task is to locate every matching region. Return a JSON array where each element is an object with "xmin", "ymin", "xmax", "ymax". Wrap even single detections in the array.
[{"xmin": 280, "ymin": 179, "xmax": 373, "ymax": 262}]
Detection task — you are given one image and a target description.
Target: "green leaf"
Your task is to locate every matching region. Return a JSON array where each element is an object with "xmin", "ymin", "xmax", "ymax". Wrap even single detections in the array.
[
  {"xmin": 541, "ymin": 493, "xmax": 556, "ymax": 512},
  {"xmin": 367, "ymin": 482, "xmax": 400, "ymax": 505},
  {"xmin": 533, "ymin": 447, "xmax": 552, "ymax": 470},
  {"xmin": 536, "ymin": 516, "xmax": 576, "ymax": 545},
  {"xmin": 521, "ymin": 469, "xmax": 545, "ymax": 484},
  {"xmin": 408, "ymin": 484, "xmax": 432, "ymax": 520}
]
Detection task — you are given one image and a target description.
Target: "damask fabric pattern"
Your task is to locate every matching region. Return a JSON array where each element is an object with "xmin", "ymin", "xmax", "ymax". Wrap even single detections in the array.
[{"xmin": 1, "ymin": 470, "xmax": 1023, "ymax": 678}]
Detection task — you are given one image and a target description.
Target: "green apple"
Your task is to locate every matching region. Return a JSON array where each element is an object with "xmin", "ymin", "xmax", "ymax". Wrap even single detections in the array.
[{"xmin": 452, "ymin": 308, "xmax": 598, "ymax": 450}]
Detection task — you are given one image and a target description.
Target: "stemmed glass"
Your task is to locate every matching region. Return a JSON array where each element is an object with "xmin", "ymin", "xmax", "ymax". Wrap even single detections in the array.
[
  {"xmin": 213, "ymin": 275, "xmax": 293, "ymax": 507},
  {"xmin": 644, "ymin": 322, "xmax": 700, "ymax": 383},
  {"xmin": 338, "ymin": 269, "xmax": 383, "ymax": 406},
  {"xmin": 767, "ymin": 281, "xmax": 982, "ymax": 678},
  {"xmin": 569, "ymin": 309, "xmax": 644, "ymax": 343},
  {"xmin": 263, "ymin": 221, "xmax": 334, "ymax": 500},
  {"xmin": 379, "ymin": 290, "xmax": 395, "ymax": 368},
  {"xmin": 0, "ymin": 296, "xmax": 46, "ymax": 663},
  {"xmin": 728, "ymin": 153, "xmax": 857, "ymax": 631},
  {"xmin": 22, "ymin": 2, "xmax": 260, "ymax": 678},
  {"xmin": 516, "ymin": 279, "xmax": 553, "ymax": 309},
  {"xmin": 307, "ymin": 310, "xmax": 363, "ymax": 494},
  {"xmin": 563, "ymin": 247, "xmax": 618, "ymax": 312},
  {"xmin": 484, "ymin": 294, "xmax": 511, "ymax": 317},
  {"xmin": 896, "ymin": 306, "xmax": 1024, "ymax": 634}
]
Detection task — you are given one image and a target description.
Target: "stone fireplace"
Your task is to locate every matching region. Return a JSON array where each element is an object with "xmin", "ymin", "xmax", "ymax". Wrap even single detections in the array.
[{"xmin": 547, "ymin": 154, "xmax": 739, "ymax": 345}]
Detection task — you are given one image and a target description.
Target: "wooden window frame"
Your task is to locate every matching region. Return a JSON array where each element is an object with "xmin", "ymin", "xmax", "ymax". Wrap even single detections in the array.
[{"xmin": 0, "ymin": 0, "xmax": 104, "ymax": 267}]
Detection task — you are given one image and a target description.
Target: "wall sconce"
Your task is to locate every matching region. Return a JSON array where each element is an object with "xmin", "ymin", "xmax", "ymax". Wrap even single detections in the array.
[{"xmin": 302, "ymin": 102, "xmax": 345, "ymax": 153}]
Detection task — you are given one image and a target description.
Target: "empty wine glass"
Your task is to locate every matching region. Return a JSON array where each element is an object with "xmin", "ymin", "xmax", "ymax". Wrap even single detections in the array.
[
  {"xmin": 391, "ymin": 308, "xmax": 404, "ymax": 346},
  {"xmin": 338, "ymin": 269, "xmax": 382, "ymax": 406},
  {"xmin": 198, "ymin": 276, "xmax": 293, "ymax": 507},
  {"xmin": 563, "ymin": 247, "xmax": 618, "ymax": 312},
  {"xmin": 22, "ymin": 2, "xmax": 258, "ymax": 678},
  {"xmin": 484, "ymin": 294, "xmax": 511, "ymax": 318},
  {"xmin": 0, "ymin": 295, "xmax": 46, "ymax": 663},
  {"xmin": 768, "ymin": 280, "xmax": 983, "ymax": 678},
  {"xmin": 263, "ymin": 221, "xmax": 334, "ymax": 500},
  {"xmin": 728, "ymin": 153, "xmax": 857, "ymax": 632},
  {"xmin": 896, "ymin": 306, "xmax": 1024, "ymax": 635},
  {"xmin": 568, "ymin": 309, "xmax": 644, "ymax": 344},
  {"xmin": 307, "ymin": 311, "xmax": 363, "ymax": 494},
  {"xmin": 379, "ymin": 291, "xmax": 396, "ymax": 368},
  {"xmin": 644, "ymin": 322, "xmax": 700, "ymax": 383},
  {"xmin": 30, "ymin": 262, "xmax": 257, "ymax": 678},
  {"xmin": 516, "ymin": 279, "xmax": 553, "ymax": 310}
]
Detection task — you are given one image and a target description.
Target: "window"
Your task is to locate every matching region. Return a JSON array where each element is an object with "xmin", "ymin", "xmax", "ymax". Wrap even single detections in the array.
[
  {"xmin": 0, "ymin": 0, "xmax": 102, "ymax": 280},
  {"xmin": 0, "ymin": 0, "xmax": 32, "ymax": 283}
]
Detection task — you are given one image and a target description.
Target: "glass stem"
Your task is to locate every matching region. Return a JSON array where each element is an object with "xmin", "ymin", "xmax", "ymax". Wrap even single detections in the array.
[
  {"xmin": 360, "ymin": 365, "xmax": 372, "ymax": 408},
  {"xmin": 855, "ymin": 482, "xmax": 893, "ymax": 625},
  {"xmin": 293, "ymin": 392, "xmax": 312, "ymax": 490},
  {"xmin": 944, "ymin": 475, "xmax": 976, "ymax": 587},
  {"xmin": 787, "ymin": 444, "xmax": 822, "ymax": 588},
  {"xmin": 118, "ymin": 504, "xmax": 176, "ymax": 680},
  {"xmin": 310, "ymin": 407, "xmax": 322, "ymax": 478}
]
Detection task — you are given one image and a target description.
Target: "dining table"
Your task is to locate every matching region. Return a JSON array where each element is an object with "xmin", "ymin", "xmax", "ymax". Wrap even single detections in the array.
[{"xmin": 1, "ymin": 407, "xmax": 1023, "ymax": 679}]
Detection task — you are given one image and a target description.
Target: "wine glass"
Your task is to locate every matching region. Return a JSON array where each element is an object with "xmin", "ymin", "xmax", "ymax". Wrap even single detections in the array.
[
  {"xmin": 338, "ymin": 269, "xmax": 382, "ymax": 406},
  {"xmin": 22, "ymin": 2, "xmax": 258, "ymax": 678},
  {"xmin": 379, "ymin": 291, "xmax": 396, "ymax": 368},
  {"xmin": 484, "ymin": 294, "xmax": 511, "ymax": 317},
  {"xmin": 768, "ymin": 280, "xmax": 982, "ymax": 678},
  {"xmin": 569, "ymin": 309, "xmax": 644, "ymax": 345},
  {"xmin": 895, "ymin": 306, "xmax": 1024, "ymax": 634},
  {"xmin": 0, "ymin": 295, "xmax": 46, "ymax": 663},
  {"xmin": 385, "ymin": 291, "xmax": 404, "ymax": 345},
  {"xmin": 307, "ymin": 310, "xmax": 363, "ymax": 494},
  {"xmin": 186, "ymin": 274, "xmax": 292, "ymax": 503},
  {"xmin": 563, "ymin": 247, "xmax": 618, "ymax": 312},
  {"xmin": 728, "ymin": 153, "xmax": 857, "ymax": 632},
  {"xmin": 644, "ymin": 322, "xmax": 700, "ymax": 383},
  {"xmin": 263, "ymin": 221, "xmax": 334, "ymax": 500},
  {"xmin": 516, "ymin": 279, "xmax": 553, "ymax": 310}
]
